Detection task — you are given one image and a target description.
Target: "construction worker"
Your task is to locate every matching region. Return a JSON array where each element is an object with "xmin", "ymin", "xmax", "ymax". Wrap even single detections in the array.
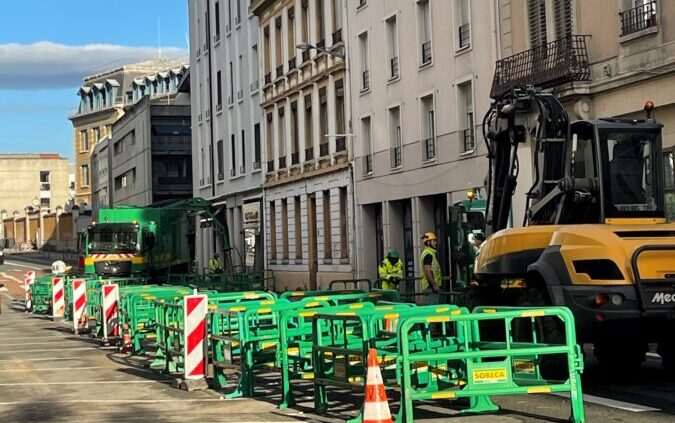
[
  {"xmin": 472, "ymin": 232, "xmax": 486, "ymax": 255},
  {"xmin": 420, "ymin": 232, "xmax": 441, "ymax": 305},
  {"xmin": 378, "ymin": 250, "xmax": 403, "ymax": 290},
  {"xmin": 209, "ymin": 253, "xmax": 221, "ymax": 274}
]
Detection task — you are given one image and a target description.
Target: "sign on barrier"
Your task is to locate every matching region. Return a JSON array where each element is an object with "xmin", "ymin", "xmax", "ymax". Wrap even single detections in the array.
[
  {"xmin": 102, "ymin": 284, "xmax": 119, "ymax": 342},
  {"xmin": 72, "ymin": 279, "xmax": 87, "ymax": 335},
  {"xmin": 183, "ymin": 294, "xmax": 208, "ymax": 380},
  {"xmin": 52, "ymin": 277, "xmax": 65, "ymax": 318}
]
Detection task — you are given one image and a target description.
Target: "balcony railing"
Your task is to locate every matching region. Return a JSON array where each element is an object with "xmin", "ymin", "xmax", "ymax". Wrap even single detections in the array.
[
  {"xmin": 490, "ymin": 35, "xmax": 591, "ymax": 98},
  {"xmin": 267, "ymin": 160, "xmax": 275, "ymax": 172},
  {"xmin": 423, "ymin": 138, "xmax": 435, "ymax": 161},
  {"xmin": 332, "ymin": 29, "xmax": 343, "ymax": 44},
  {"xmin": 390, "ymin": 56, "xmax": 400, "ymax": 79},
  {"xmin": 620, "ymin": 0, "xmax": 657, "ymax": 36},
  {"xmin": 305, "ymin": 147, "xmax": 314, "ymax": 161},
  {"xmin": 319, "ymin": 142, "xmax": 329, "ymax": 157},
  {"xmin": 335, "ymin": 136, "xmax": 346, "ymax": 152},
  {"xmin": 264, "ymin": 73, "xmax": 272, "ymax": 85},
  {"xmin": 362, "ymin": 69, "xmax": 370, "ymax": 91},
  {"xmin": 278, "ymin": 155, "xmax": 287, "ymax": 169},
  {"xmin": 253, "ymin": 160, "xmax": 261, "ymax": 171},
  {"xmin": 458, "ymin": 23, "xmax": 471, "ymax": 49},
  {"xmin": 302, "ymin": 50, "xmax": 310, "ymax": 62},
  {"xmin": 316, "ymin": 39, "xmax": 325, "ymax": 50},
  {"xmin": 291, "ymin": 151, "xmax": 299, "ymax": 165},
  {"xmin": 421, "ymin": 40, "xmax": 432, "ymax": 65},
  {"xmin": 364, "ymin": 154, "xmax": 373, "ymax": 175},
  {"xmin": 463, "ymin": 128, "xmax": 475, "ymax": 152},
  {"xmin": 288, "ymin": 57, "xmax": 297, "ymax": 71},
  {"xmin": 391, "ymin": 146, "xmax": 402, "ymax": 168},
  {"xmin": 276, "ymin": 65, "xmax": 284, "ymax": 78}
]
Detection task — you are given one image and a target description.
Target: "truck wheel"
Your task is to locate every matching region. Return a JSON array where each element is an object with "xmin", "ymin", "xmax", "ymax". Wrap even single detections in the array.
[
  {"xmin": 516, "ymin": 288, "xmax": 567, "ymax": 381},
  {"xmin": 594, "ymin": 341, "xmax": 645, "ymax": 374},
  {"xmin": 458, "ymin": 284, "xmax": 503, "ymax": 341}
]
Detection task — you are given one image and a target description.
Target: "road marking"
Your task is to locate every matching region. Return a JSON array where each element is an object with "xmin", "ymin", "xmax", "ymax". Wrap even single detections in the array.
[
  {"xmin": 0, "ymin": 380, "xmax": 171, "ymax": 386},
  {"xmin": 555, "ymin": 393, "xmax": 660, "ymax": 412},
  {"xmin": 0, "ymin": 272, "xmax": 24, "ymax": 285},
  {"xmin": 0, "ymin": 366, "xmax": 101, "ymax": 372},
  {"xmin": 3, "ymin": 260, "xmax": 45, "ymax": 270},
  {"xmin": 0, "ymin": 347, "xmax": 93, "ymax": 354}
]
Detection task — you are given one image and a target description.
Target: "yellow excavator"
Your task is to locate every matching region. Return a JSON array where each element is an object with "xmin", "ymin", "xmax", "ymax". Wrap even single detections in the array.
[{"xmin": 470, "ymin": 86, "xmax": 675, "ymax": 372}]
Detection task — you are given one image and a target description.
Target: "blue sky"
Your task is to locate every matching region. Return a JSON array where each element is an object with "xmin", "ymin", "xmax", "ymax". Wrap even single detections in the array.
[{"xmin": 0, "ymin": 1, "xmax": 189, "ymax": 160}]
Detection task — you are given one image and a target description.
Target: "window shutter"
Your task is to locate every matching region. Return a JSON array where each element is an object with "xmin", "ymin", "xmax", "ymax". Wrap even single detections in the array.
[
  {"xmin": 554, "ymin": 0, "xmax": 573, "ymax": 40},
  {"xmin": 528, "ymin": 0, "xmax": 547, "ymax": 47}
]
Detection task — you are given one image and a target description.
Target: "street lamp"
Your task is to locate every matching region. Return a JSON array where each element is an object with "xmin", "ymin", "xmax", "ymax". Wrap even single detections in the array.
[{"xmin": 296, "ymin": 42, "xmax": 345, "ymax": 60}]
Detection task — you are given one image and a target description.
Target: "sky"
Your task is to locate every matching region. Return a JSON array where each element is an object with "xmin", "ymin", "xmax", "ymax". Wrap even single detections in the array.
[{"xmin": 0, "ymin": 1, "xmax": 190, "ymax": 161}]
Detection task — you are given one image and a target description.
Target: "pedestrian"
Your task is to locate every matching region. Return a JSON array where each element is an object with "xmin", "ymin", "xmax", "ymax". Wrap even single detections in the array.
[
  {"xmin": 209, "ymin": 253, "xmax": 222, "ymax": 275},
  {"xmin": 378, "ymin": 249, "xmax": 403, "ymax": 290},
  {"xmin": 420, "ymin": 232, "xmax": 441, "ymax": 305},
  {"xmin": 472, "ymin": 232, "xmax": 486, "ymax": 255}
]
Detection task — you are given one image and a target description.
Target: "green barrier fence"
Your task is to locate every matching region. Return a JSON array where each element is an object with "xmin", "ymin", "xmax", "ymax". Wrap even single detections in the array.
[
  {"xmin": 328, "ymin": 279, "xmax": 372, "ymax": 292},
  {"xmin": 166, "ymin": 271, "xmax": 275, "ymax": 292}
]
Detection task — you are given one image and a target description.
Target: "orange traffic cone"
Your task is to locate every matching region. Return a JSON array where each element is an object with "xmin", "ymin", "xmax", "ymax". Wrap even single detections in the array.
[{"xmin": 362, "ymin": 348, "xmax": 393, "ymax": 423}]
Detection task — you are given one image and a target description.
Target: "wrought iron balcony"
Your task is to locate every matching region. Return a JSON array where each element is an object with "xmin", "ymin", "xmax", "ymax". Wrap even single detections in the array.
[
  {"xmin": 278, "ymin": 155, "xmax": 287, "ymax": 169},
  {"xmin": 364, "ymin": 154, "xmax": 373, "ymax": 175},
  {"xmin": 230, "ymin": 168, "xmax": 236, "ymax": 177},
  {"xmin": 316, "ymin": 39, "xmax": 325, "ymax": 50},
  {"xmin": 463, "ymin": 128, "xmax": 475, "ymax": 152},
  {"xmin": 276, "ymin": 65, "xmax": 284, "ymax": 78},
  {"xmin": 490, "ymin": 35, "xmax": 591, "ymax": 98},
  {"xmin": 305, "ymin": 147, "xmax": 314, "ymax": 161},
  {"xmin": 288, "ymin": 57, "xmax": 297, "ymax": 71},
  {"xmin": 264, "ymin": 72, "xmax": 272, "ymax": 85},
  {"xmin": 458, "ymin": 23, "xmax": 471, "ymax": 49},
  {"xmin": 391, "ymin": 146, "xmax": 402, "ymax": 168},
  {"xmin": 250, "ymin": 80, "xmax": 259, "ymax": 92},
  {"xmin": 421, "ymin": 41, "xmax": 432, "ymax": 65},
  {"xmin": 291, "ymin": 151, "xmax": 299, "ymax": 165},
  {"xmin": 332, "ymin": 29, "xmax": 343, "ymax": 45},
  {"xmin": 620, "ymin": 0, "xmax": 656, "ymax": 36},
  {"xmin": 362, "ymin": 69, "xmax": 370, "ymax": 91},
  {"xmin": 390, "ymin": 56, "xmax": 399, "ymax": 79},
  {"xmin": 302, "ymin": 50, "xmax": 310, "ymax": 63},
  {"xmin": 423, "ymin": 138, "xmax": 435, "ymax": 161},
  {"xmin": 335, "ymin": 136, "xmax": 346, "ymax": 152},
  {"xmin": 319, "ymin": 142, "xmax": 329, "ymax": 157},
  {"xmin": 267, "ymin": 160, "xmax": 275, "ymax": 172}
]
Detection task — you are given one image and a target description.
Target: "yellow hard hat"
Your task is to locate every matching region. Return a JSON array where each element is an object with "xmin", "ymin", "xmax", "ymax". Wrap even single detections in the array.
[{"xmin": 421, "ymin": 232, "xmax": 437, "ymax": 242}]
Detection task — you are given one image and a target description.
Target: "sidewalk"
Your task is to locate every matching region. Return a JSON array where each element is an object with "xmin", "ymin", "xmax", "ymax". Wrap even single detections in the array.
[{"xmin": 4, "ymin": 251, "xmax": 77, "ymax": 267}]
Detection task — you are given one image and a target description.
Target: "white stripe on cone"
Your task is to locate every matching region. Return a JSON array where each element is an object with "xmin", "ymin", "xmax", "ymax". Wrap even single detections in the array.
[
  {"xmin": 362, "ymin": 348, "xmax": 392, "ymax": 423},
  {"xmin": 363, "ymin": 401, "xmax": 393, "ymax": 421}
]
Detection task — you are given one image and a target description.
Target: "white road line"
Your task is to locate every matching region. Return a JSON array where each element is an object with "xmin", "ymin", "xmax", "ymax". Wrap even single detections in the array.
[
  {"xmin": 555, "ymin": 393, "xmax": 660, "ymax": 412},
  {"xmin": 0, "ymin": 366, "xmax": 101, "ymax": 372},
  {"xmin": 0, "ymin": 272, "xmax": 24, "ymax": 285},
  {"xmin": 3, "ymin": 260, "xmax": 44, "ymax": 270},
  {"xmin": 0, "ymin": 399, "xmax": 226, "ymax": 405},
  {"xmin": 0, "ymin": 380, "xmax": 171, "ymax": 386},
  {"xmin": 0, "ymin": 347, "xmax": 93, "ymax": 354}
]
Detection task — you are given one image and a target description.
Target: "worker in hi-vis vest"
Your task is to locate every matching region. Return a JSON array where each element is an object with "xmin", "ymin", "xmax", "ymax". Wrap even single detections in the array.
[
  {"xmin": 420, "ymin": 232, "xmax": 441, "ymax": 305},
  {"xmin": 378, "ymin": 249, "xmax": 403, "ymax": 290}
]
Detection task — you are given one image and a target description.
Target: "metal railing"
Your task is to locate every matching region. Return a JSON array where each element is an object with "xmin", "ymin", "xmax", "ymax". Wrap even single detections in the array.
[
  {"xmin": 421, "ymin": 40, "xmax": 432, "ymax": 64},
  {"xmin": 620, "ymin": 0, "xmax": 657, "ymax": 36},
  {"xmin": 302, "ymin": 50, "xmax": 310, "ymax": 62},
  {"xmin": 253, "ymin": 161, "xmax": 261, "ymax": 171},
  {"xmin": 316, "ymin": 39, "xmax": 325, "ymax": 50},
  {"xmin": 230, "ymin": 168, "xmax": 236, "ymax": 177},
  {"xmin": 278, "ymin": 155, "xmax": 287, "ymax": 169},
  {"xmin": 305, "ymin": 147, "xmax": 314, "ymax": 161},
  {"xmin": 288, "ymin": 57, "xmax": 297, "ymax": 71},
  {"xmin": 463, "ymin": 128, "xmax": 475, "ymax": 152},
  {"xmin": 362, "ymin": 69, "xmax": 370, "ymax": 91},
  {"xmin": 490, "ymin": 35, "xmax": 591, "ymax": 98},
  {"xmin": 264, "ymin": 73, "xmax": 272, "ymax": 85},
  {"xmin": 291, "ymin": 151, "xmax": 299, "ymax": 165},
  {"xmin": 267, "ymin": 160, "xmax": 275, "ymax": 173},
  {"xmin": 390, "ymin": 56, "xmax": 400, "ymax": 79},
  {"xmin": 335, "ymin": 137, "xmax": 346, "ymax": 153},
  {"xmin": 364, "ymin": 154, "xmax": 373, "ymax": 175},
  {"xmin": 423, "ymin": 137, "xmax": 435, "ymax": 161},
  {"xmin": 332, "ymin": 29, "xmax": 342, "ymax": 44},
  {"xmin": 319, "ymin": 142, "xmax": 329, "ymax": 157},
  {"xmin": 391, "ymin": 146, "xmax": 402, "ymax": 168},
  {"xmin": 459, "ymin": 23, "xmax": 471, "ymax": 49},
  {"xmin": 276, "ymin": 64, "xmax": 284, "ymax": 78}
]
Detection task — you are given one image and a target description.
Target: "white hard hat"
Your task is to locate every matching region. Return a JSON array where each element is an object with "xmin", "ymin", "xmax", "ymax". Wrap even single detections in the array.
[{"xmin": 51, "ymin": 260, "xmax": 67, "ymax": 275}]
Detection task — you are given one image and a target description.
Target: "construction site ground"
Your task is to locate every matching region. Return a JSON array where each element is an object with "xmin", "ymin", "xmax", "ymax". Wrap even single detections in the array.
[{"xmin": 1, "ymin": 254, "xmax": 675, "ymax": 422}]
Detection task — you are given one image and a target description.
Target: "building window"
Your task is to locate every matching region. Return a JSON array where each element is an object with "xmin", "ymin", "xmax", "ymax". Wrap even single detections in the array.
[
  {"xmin": 389, "ymin": 106, "xmax": 402, "ymax": 168},
  {"xmin": 215, "ymin": 1, "xmax": 221, "ymax": 39},
  {"xmin": 217, "ymin": 70, "xmax": 223, "ymax": 108},
  {"xmin": 226, "ymin": 0, "xmax": 232, "ymax": 30},
  {"xmin": 269, "ymin": 201, "xmax": 277, "ymax": 260},
  {"xmin": 417, "ymin": 0, "xmax": 432, "ymax": 64},
  {"xmin": 282, "ymin": 198, "xmax": 289, "ymax": 260},
  {"xmin": 458, "ymin": 80, "xmax": 474, "ymax": 152},
  {"xmin": 301, "ymin": 0, "xmax": 310, "ymax": 45},
  {"xmin": 238, "ymin": 55, "xmax": 244, "ymax": 98},
  {"xmin": 554, "ymin": 0, "xmax": 573, "ymax": 40},
  {"xmin": 229, "ymin": 61, "xmax": 234, "ymax": 103},
  {"xmin": 40, "ymin": 171, "xmax": 51, "ymax": 192},
  {"xmin": 266, "ymin": 112, "xmax": 274, "ymax": 171},
  {"xmin": 335, "ymin": 80, "xmax": 345, "ymax": 152},
  {"xmin": 295, "ymin": 196, "xmax": 302, "ymax": 259},
  {"xmin": 304, "ymin": 93, "xmax": 313, "ymax": 159},
  {"xmin": 275, "ymin": 17, "xmax": 283, "ymax": 74},
  {"xmin": 421, "ymin": 94, "xmax": 435, "ymax": 161},
  {"xmin": 278, "ymin": 107, "xmax": 287, "ymax": 168},
  {"xmin": 81, "ymin": 164, "xmax": 90, "ymax": 187},
  {"xmin": 455, "ymin": 0, "xmax": 471, "ymax": 50},
  {"xmin": 230, "ymin": 134, "xmax": 237, "ymax": 176},
  {"xmin": 362, "ymin": 116, "xmax": 373, "ymax": 175},
  {"xmin": 339, "ymin": 187, "xmax": 348, "ymax": 259},
  {"xmin": 217, "ymin": 139, "xmax": 224, "ymax": 180},
  {"xmin": 235, "ymin": 0, "xmax": 241, "ymax": 24},
  {"xmin": 323, "ymin": 190, "xmax": 332, "ymax": 260},
  {"xmin": 316, "ymin": 0, "xmax": 325, "ymax": 45},
  {"xmin": 332, "ymin": 0, "xmax": 343, "ymax": 42},
  {"xmin": 113, "ymin": 139, "xmax": 123, "ymax": 156},
  {"xmin": 254, "ymin": 123, "xmax": 261, "ymax": 169},
  {"xmin": 319, "ymin": 88, "xmax": 328, "ymax": 156},
  {"xmin": 251, "ymin": 45, "xmax": 259, "ymax": 90},
  {"xmin": 358, "ymin": 32, "xmax": 369, "ymax": 91},
  {"xmin": 288, "ymin": 8, "xmax": 296, "ymax": 66},
  {"xmin": 528, "ymin": 0, "xmax": 547, "ymax": 47},
  {"xmin": 80, "ymin": 130, "xmax": 89, "ymax": 152},
  {"xmin": 93, "ymin": 127, "xmax": 100, "ymax": 144},
  {"xmin": 291, "ymin": 101, "xmax": 299, "ymax": 165},
  {"xmin": 386, "ymin": 15, "xmax": 399, "ymax": 79},
  {"xmin": 620, "ymin": 0, "xmax": 657, "ymax": 36},
  {"xmin": 240, "ymin": 130, "xmax": 246, "ymax": 173},
  {"xmin": 263, "ymin": 26, "xmax": 271, "ymax": 79}
]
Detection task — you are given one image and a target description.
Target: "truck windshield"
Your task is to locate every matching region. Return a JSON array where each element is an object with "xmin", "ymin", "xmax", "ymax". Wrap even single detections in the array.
[
  {"xmin": 601, "ymin": 129, "xmax": 664, "ymax": 218},
  {"xmin": 88, "ymin": 224, "xmax": 139, "ymax": 254}
]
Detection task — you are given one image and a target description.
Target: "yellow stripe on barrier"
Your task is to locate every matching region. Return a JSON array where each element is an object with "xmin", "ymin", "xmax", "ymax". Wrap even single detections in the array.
[
  {"xmin": 301, "ymin": 372, "xmax": 315, "ymax": 380},
  {"xmin": 230, "ymin": 306, "xmax": 247, "ymax": 312},
  {"xmin": 384, "ymin": 313, "xmax": 399, "ymax": 319},
  {"xmin": 208, "ymin": 304, "xmax": 217, "ymax": 310},
  {"xmin": 427, "ymin": 316, "xmax": 450, "ymax": 323},
  {"xmin": 451, "ymin": 309, "xmax": 461, "ymax": 315},
  {"xmin": 291, "ymin": 292, "xmax": 305, "ymax": 297},
  {"xmin": 435, "ymin": 307, "xmax": 450, "ymax": 312},
  {"xmin": 431, "ymin": 392, "xmax": 456, "ymax": 399},
  {"xmin": 300, "ymin": 311, "xmax": 317, "ymax": 317},
  {"xmin": 261, "ymin": 300, "xmax": 275, "ymax": 305},
  {"xmin": 350, "ymin": 303, "xmax": 365, "ymax": 309},
  {"xmin": 287, "ymin": 347, "xmax": 300, "ymax": 354},
  {"xmin": 368, "ymin": 293, "xmax": 382, "ymax": 298},
  {"xmin": 337, "ymin": 312, "xmax": 356, "ymax": 316},
  {"xmin": 522, "ymin": 310, "xmax": 546, "ymax": 317},
  {"xmin": 314, "ymin": 296, "xmax": 329, "ymax": 300},
  {"xmin": 527, "ymin": 386, "xmax": 551, "ymax": 394},
  {"xmin": 483, "ymin": 308, "xmax": 497, "ymax": 313},
  {"xmin": 306, "ymin": 301, "xmax": 320, "ymax": 307},
  {"xmin": 258, "ymin": 308, "xmax": 272, "ymax": 313}
]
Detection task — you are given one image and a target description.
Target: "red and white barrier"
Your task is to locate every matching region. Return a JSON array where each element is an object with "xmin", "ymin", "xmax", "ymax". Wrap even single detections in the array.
[
  {"xmin": 72, "ymin": 279, "xmax": 87, "ymax": 334},
  {"xmin": 52, "ymin": 277, "xmax": 65, "ymax": 319},
  {"xmin": 183, "ymin": 294, "xmax": 208, "ymax": 380},
  {"xmin": 24, "ymin": 271, "xmax": 36, "ymax": 310},
  {"xmin": 101, "ymin": 284, "xmax": 119, "ymax": 343}
]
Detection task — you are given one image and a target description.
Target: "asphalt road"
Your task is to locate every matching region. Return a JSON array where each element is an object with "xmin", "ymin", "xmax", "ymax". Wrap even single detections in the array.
[{"xmin": 0, "ymin": 254, "xmax": 674, "ymax": 422}]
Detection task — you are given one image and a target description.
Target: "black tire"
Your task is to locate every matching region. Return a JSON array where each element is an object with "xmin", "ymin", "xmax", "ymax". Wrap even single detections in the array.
[
  {"xmin": 458, "ymin": 284, "xmax": 504, "ymax": 342},
  {"xmin": 658, "ymin": 340, "xmax": 675, "ymax": 375},
  {"xmin": 594, "ymin": 340, "xmax": 645, "ymax": 376},
  {"xmin": 516, "ymin": 287, "xmax": 568, "ymax": 381}
]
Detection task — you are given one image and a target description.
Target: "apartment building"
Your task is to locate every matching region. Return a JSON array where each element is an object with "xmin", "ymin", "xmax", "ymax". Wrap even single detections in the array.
[
  {"xmin": 69, "ymin": 59, "xmax": 186, "ymax": 208},
  {"xmin": 351, "ymin": 0, "xmax": 498, "ymax": 281},
  {"xmin": 189, "ymin": 0, "xmax": 264, "ymax": 272},
  {"xmin": 251, "ymin": 0, "xmax": 354, "ymax": 290},
  {"xmin": 497, "ymin": 0, "xmax": 675, "ymax": 220}
]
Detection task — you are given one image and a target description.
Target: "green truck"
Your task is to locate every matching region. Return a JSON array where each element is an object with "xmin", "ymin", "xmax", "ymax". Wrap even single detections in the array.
[{"xmin": 84, "ymin": 198, "xmax": 230, "ymax": 277}]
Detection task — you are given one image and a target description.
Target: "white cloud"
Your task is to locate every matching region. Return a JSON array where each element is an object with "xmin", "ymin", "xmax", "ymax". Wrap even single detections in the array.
[{"xmin": 0, "ymin": 42, "xmax": 188, "ymax": 90}]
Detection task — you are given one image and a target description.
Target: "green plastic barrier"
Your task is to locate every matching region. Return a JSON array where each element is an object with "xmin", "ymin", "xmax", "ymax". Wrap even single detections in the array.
[
  {"xmin": 167, "ymin": 271, "xmax": 273, "ymax": 292},
  {"xmin": 395, "ymin": 306, "xmax": 585, "ymax": 423},
  {"xmin": 29, "ymin": 274, "xmax": 54, "ymax": 313}
]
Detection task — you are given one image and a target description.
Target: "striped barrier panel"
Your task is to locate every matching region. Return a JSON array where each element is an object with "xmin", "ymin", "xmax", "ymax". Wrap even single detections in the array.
[
  {"xmin": 184, "ymin": 294, "xmax": 208, "ymax": 380},
  {"xmin": 52, "ymin": 277, "xmax": 65, "ymax": 319},
  {"xmin": 72, "ymin": 279, "xmax": 87, "ymax": 335},
  {"xmin": 24, "ymin": 271, "xmax": 35, "ymax": 310},
  {"xmin": 102, "ymin": 284, "xmax": 119, "ymax": 343}
]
